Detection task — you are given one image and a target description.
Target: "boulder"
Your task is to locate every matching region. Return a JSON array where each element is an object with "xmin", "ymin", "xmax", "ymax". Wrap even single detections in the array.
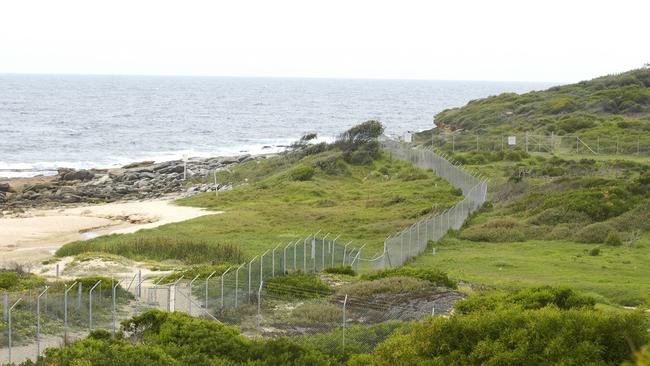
[
  {"xmin": 61, "ymin": 169, "xmax": 95, "ymax": 181},
  {"xmin": 0, "ymin": 183, "xmax": 11, "ymax": 192}
]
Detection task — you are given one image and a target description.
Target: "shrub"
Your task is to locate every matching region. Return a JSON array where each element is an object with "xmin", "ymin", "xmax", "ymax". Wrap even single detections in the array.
[
  {"xmin": 337, "ymin": 277, "xmax": 431, "ymax": 298},
  {"xmin": 397, "ymin": 166, "xmax": 429, "ymax": 181},
  {"xmin": 369, "ymin": 307, "xmax": 647, "ymax": 365},
  {"xmin": 573, "ymin": 222, "xmax": 615, "ymax": 243},
  {"xmin": 291, "ymin": 302, "xmax": 343, "ymax": 324},
  {"xmin": 336, "ymin": 120, "xmax": 384, "ymax": 165},
  {"xmin": 455, "ymin": 286, "xmax": 596, "ymax": 315},
  {"xmin": 265, "ymin": 272, "xmax": 332, "ymax": 299},
  {"xmin": 311, "ymin": 152, "xmax": 348, "ymax": 175},
  {"xmin": 322, "ymin": 266, "xmax": 356, "ymax": 276},
  {"xmin": 605, "ymin": 231, "xmax": 623, "ymax": 246},
  {"xmin": 288, "ymin": 165, "xmax": 315, "ymax": 181},
  {"xmin": 247, "ymin": 337, "xmax": 336, "ymax": 366},
  {"xmin": 589, "ymin": 247, "xmax": 601, "ymax": 256},
  {"xmin": 459, "ymin": 218, "xmax": 528, "ymax": 242},
  {"xmin": 529, "ymin": 208, "xmax": 592, "ymax": 226},
  {"xmin": 363, "ymin": 267, "xmax": 456, "ymax": 289}
]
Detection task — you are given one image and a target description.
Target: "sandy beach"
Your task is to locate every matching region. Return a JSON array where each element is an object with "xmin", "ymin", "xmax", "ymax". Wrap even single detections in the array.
[{"xmin": 0, "ymin": 198, "xmax": 217, "ymax": 264}]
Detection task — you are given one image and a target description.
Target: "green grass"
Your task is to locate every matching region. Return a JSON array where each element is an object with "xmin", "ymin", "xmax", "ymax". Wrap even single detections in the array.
[
  {"xmin": 58, "ymin": 151, "xmax": 460, "ymax": 263},
  {"xmin": 413, "ymin": 237, "xmax": 650, "ymax": 306}
]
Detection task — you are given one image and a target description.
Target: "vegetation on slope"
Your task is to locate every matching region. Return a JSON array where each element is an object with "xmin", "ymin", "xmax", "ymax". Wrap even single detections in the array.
[
  {"xmin": 56, "ymin": 121, "xmax": 461, "ymax": 263},
  {"xmin": 411, "ymin": 151, "xmax": 650, "ymax": 306},
  {"xmin": 431, "ymin": 68, "xmax": 650, "ymax": 135}
]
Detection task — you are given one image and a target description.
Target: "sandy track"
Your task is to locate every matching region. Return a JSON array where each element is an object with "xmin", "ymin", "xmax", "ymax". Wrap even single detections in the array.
[{"xmin": 0, "ymin": 199, "xmax": 219, "ymax": 264}]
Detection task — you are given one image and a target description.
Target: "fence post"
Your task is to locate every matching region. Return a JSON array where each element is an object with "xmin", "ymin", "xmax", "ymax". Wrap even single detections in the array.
[
  {"xmin": 256, "ymin": 281, "xmax": 264, "ymax": 332},
  {"xmin": 112, "ymin": 279, "xmax": 121, "ymax": 336},
  {"xmin": 332, "ymin": 234, "xmax": 341, "ymax": 267},
  {"xmin": 64, "ymin": 282, "xmax": 77, "ymax": 343},
  {"xmin": 342, "ymin": 241, "xmax": 352, "ymax": 266},
  {"xmin": 8, "ymin": 298, "xmax": 22, "ymax": 364},
  {"xmin": 36, "ymin": 286, "xmax": 49, "ymax": 358},
  {"xmin": 294, "ymin": 241, "xmax": 298, "ymax": 271},
  {"xmin": 322, "ymin": 233, "xmax": 330, "ymax": 269},
  {"xmin": 342, "ymin": 294, "xmax": 348, "ymax": 350},
  {"xmin": 272, "ymin": 245, "xmax": 277, "ymax": 277},
  {"xmin": 78, "ymin": 281, "xmax": 82, "ymax": 309},
  {"xmin": 283, "ymin": 242, "xmax": 291, "ymax": 274},
  {"xmin": 220, "ymin": 267, "xmax": 232, "ymax": 311},
  {"xmin": 188, "ymin": 275, "xmax": 200, "ymax": 314},
  {"xmin": 303, "ymin": 236, "xmax": 308, "ymax": 272},
  {"xmin": 88, "ymin": 280, "xmax": 101, "ymax": 331},
  {"xmin": 260, "ymin": 249, "xmax": 269, "ymax": 284},
  {"xmin": 248, "ymin": 256, "xmax": 258, "ymax": 303},
  {"xmin": 137, "ymin": 270, "xmax": 142, "ymax": 299},
  {"xmin": 204, "ymin": 270, "xmax": 217, "ymax": 310},
  {"xmin": 235, "ymin": 264, "xmax": 244, "ymax": 308}
]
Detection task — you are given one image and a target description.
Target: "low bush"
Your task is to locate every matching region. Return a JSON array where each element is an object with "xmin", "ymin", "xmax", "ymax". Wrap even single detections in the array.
[
  {"xmin": 455, "ymin": 286, "xmax": 596, "ymax": 315},
  {"xmin": 291, "ymin": 302, "xmax": 343, "ymax": 324},
  {"xmin": 311, "ymin": 152, "xmax": 349, "ymax": 175},
  {"xmin": 459, "ymin": 218, "xmax": 528, "ymax": 242},
  {"xmin": 529, "ymin": 207, "xmax": 592, "ymax": 225},
  {"xmin": 337, "ymin": 277, "xmax": 431, "ymax": 298},
  {"xmin": 288, "ymin": 165, "xmax": 316, "ymax": 181},
  {"xmin": 573, "ymin": 222, "xmax": 616, "ymax": 243},
  {"xmin": 0, "ymin": 269, "xmax": 45, "ymax": 290},
  {"xmin": 265, "ymin": 272, "xmax": 332, "ymax": 299},
  {"xmin": 605, "ymin": 231, "xmax": 623, "ymax": 246},
  {"xmin": 322, "ymin": 266, "xmax": 356, "ymax": 276},
  {"xmin": 363, "ymin": 267, "xmax": 456, "ymax": 289},
  {"xmin": 589, "ymin": 247, "xmax": 601, "ymax": 256}
]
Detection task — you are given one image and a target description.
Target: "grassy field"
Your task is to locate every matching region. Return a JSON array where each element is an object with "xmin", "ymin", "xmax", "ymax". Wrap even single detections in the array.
[
  {"xmin": 57, "ymin": 150, "xmax": 461, "ymax": 262},
  {"xmin": 412, "ymin": 237, "xmax": 650, "ymax": 306}
]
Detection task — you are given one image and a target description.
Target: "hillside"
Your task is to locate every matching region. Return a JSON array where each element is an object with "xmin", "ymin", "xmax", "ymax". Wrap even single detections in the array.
[
  {"xmin": 406, "ymin": 69, "xmax": 650, "ymax": 307},
  {"xmin": 431, "ymin": 68, "xmax": 650, "ymax": 135}
]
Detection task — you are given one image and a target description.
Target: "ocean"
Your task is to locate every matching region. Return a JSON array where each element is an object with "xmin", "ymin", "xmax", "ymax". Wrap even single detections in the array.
[{"xmin": 0, "ymin": 74, "xmax": 554, "ymax": 178}]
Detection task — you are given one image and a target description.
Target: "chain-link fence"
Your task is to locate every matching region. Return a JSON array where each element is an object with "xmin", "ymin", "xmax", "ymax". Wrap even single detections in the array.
[
  {"xmin": 376, "ymin": 138, "xmax": 488, "ymax": 269},
  {"xmin": 1, "ymin": 139, "xmax": 487, "ymax": 363},
  {"xmin": 431, "ymin": 132, "xmax": 650, "ymax": 156}
]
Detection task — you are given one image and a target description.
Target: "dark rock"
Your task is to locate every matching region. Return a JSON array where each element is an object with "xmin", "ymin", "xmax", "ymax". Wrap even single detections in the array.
[
  {"xmin": 0, "ymin": 192, "xmax": 6, "ymax": 203},
  {"xmin": 61, "ymin": 169, "xmax": 95, "ymax": 181},
  {"xmin": 23, "ymin": 183, "xmax": 54, "ymax": 192},
  {"xmin": 158, "ymin": 165, "xmax": 184, "ymax": 174},
  {"xmin": 0, "ymin": 183, "xmax": 11, "ymax": 192},
  {"xmin": 122, "ymin": 161, "xmax": 155, "ymax": 169}
]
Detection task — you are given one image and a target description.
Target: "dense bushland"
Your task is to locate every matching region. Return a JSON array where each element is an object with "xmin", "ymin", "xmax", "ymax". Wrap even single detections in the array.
[{"xmin": 428, "ymin": 68, "xmax": 650, "ymax": 135}]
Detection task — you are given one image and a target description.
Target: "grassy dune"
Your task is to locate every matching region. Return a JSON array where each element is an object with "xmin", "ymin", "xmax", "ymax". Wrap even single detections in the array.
[{"xmin": 57, "ymin": 150, "xmax": 461, "ymax": 262}]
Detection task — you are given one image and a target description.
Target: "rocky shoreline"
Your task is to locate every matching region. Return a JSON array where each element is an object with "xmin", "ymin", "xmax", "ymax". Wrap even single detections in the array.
[{"xmin": 0, "ymin": 154, "xmax": 264, "ymax": 215}]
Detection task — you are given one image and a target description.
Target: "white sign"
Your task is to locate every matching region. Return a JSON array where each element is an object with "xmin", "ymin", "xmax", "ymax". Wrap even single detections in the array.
[
  {"xmin": 508, "ymin": 136, "xmax": 517, "ymax": 145},
  {"xmin": 403, "ymin": 132, "xmax": 412, "ymax": 143}
]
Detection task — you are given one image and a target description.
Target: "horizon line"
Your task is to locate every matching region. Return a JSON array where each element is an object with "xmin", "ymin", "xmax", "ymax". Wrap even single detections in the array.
[{"xmin": 0, "ymin": 71, "xmax": 565, "ymax": 85}]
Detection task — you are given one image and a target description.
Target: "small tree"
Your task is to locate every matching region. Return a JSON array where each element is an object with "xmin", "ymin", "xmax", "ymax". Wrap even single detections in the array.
[{"xmin": 336, "ymin": 120, "xmax": 385, "ymax": 165}]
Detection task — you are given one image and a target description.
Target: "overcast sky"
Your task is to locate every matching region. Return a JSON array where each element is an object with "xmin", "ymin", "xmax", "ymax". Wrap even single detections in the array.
[{"xmin": 1, "ymin": 0, "xmax": 648, "ymax": 82}]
